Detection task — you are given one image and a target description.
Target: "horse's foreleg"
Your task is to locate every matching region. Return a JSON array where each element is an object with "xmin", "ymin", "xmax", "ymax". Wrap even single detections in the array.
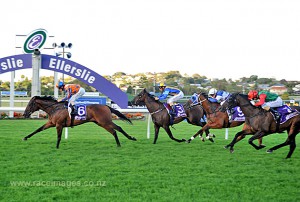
[
  {"xmin": 186, "ymin": 126, "xmax": 207, "ymax": 143},
  {"xmin": 248, "ymin": 131, "xmax": 265, "ymax": 150},
  {"xmin": 153, "ymin": 124, "xmax": 160, "ymax": 144},
  {"xmin": 164, "ymin": 126, "xmax": 186, "ymax": 143},
  {"xmin": 56, "ymin": 126, "xmax": 63, "ymax": 149},
  {"xmin": 23, "ymin": 123, "xmax": 53, "ymax": 141},
  {"xmin": 204, "ymin": 129, "xmax": 215, "ymax": 143},
  {"xmin": 224, "ymin": 130, "xmax": 247, "ymax": 153}
]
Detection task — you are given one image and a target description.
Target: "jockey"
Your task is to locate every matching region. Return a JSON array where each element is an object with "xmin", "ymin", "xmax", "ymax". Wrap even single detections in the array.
[
  {"xmin": 56, "ymin": 81, "xmax": 86, "ymax": 116},
  {"xmin": 208, "ymin": 88, "xmax": 230, "ymax": 105},
  {"xmin": 208, "ymin": 88, "xmax": 233, "ymax": 119},
  {"xmin": 155, "ymin": 82, "xmax": 184, "ymax": 116},
  {"xmin": 248, "ymin": 90, "xmax": 282, "ymax": 120}
]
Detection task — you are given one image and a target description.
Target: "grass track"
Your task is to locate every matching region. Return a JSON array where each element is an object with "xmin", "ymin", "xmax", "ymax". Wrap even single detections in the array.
[{"xmin": 0, "ymin": 119, "xmax": 300, "ymax": 202}]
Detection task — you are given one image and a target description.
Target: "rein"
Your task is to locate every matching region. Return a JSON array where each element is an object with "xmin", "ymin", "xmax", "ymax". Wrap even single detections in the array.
[
  {"xmin": 150, "ymin": 108, "xmax": 164, "ymax": 115},
  {"xmin": 138, "ymin": 92, "xmax": 166, "ymax": 116},
  {"xmin": 198, "ymin": 97, "xmax": 221, "ymax": 114}
]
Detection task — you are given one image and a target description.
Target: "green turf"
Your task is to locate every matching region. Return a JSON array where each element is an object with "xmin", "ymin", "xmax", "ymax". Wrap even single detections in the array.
[{"xmin": 0, "ymin": 119, "xmax": 299, "ymax": 202}]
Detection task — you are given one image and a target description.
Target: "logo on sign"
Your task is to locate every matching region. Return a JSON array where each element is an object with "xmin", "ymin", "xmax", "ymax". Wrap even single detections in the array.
[{"xmin": 23, "ymin": 29, "xmax": 47, "ymax": 53}]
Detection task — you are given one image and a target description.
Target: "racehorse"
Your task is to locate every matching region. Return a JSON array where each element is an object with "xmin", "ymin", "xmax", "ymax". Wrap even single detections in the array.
[
  {"xmin": 22, "ymin": 96, "xmax": 137, "ymax": 148},
  {"xmin": 220, "ymin": 93, "xmax": 300, "ymax": 158},
  {"xmin": 132, "ymin": 88, "xmax": 212, "ymax": 144},
  {"xmin": 183, "ymin": 94, "xmax": 215, "ymax": 142},
  {"xmin": 186, "ymin": 92, "xmax": 256, "ymax": 145}
]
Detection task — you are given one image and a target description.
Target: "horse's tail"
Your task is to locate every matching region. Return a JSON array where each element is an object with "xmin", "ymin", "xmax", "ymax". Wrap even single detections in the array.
[{"xmin": 107, "ymin": 106, "xmax": 133, "ymax": 125}]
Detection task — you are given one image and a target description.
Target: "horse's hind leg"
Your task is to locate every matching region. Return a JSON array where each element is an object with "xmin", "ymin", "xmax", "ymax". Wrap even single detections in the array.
[
  {"xmin": 99, "ymin": 124, "xmax": 121, "ymax": 147},
  {"xmin": 164, "ymin": 126, "xmax": 186, "ymax": 143},
  {"xmin": 113, "ymin": 123, "xmax": 137, "ymax": 141},
  {"xmin": 267, "ymin": 135, "xmax": 296, "ymax": 158},
  {"xmin": 286, "ymin": 137, "xmax": 296, "ymax": 158}
]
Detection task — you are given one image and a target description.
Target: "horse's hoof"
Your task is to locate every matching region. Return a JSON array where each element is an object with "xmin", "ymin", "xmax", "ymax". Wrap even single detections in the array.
[
  {"xmin": 230, "ymin": 149, "xmax": 234, "ymax": 153},
  {"xmin": 22, "ymin": 138, "xmax": 27, "ymax": 141},
  {"xmin": 132, "ymin": 137, "xmax": 137, "ymax": 141},
  {"xmin": 181, "ymin": 139, "xmax": 186, "ymax": 142},
  {"xmin": 200, "ymin": 137, "xmax": 205, "ymax": 142},
  {"xmin": 208, "ymin": 138, "xmax": 214, "ymax": 143},
  {"xmin": 259, "ymin": 144, "xmax": 266, "ymax": 148},
  {"xmin": 186, "ymin": 140, "xmax": 191, "ymax": 143},
  {"xmin": 267, "ymin": 149, "xmax": 273, "ymax": 153},
  {"xmin": 224, "ymin": 145, "xmax": 229, "ymax": 149}
]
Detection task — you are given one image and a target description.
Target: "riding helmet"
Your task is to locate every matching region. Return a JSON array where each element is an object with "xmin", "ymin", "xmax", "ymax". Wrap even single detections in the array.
[
  {"xmin": 56, "ymin": 81, "xmax": 65, "ymax": 89},
  {"xmin": 248, "ymin": 90, "xmax": 258, "ymax": 100},
  {"xmin": 208, "ymin": 88, "xmax": 217, "ymax": 95}
]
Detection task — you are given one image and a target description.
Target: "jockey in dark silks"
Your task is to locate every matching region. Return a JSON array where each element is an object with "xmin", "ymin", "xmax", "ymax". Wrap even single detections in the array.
[{"xmin": 155, "ymin": 82, "xmax": 184, "ymax": 116}]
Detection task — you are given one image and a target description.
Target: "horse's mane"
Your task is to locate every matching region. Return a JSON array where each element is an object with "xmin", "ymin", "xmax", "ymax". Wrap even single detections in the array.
[
  {"xmin": 34, "ymin": 95, "xmax": 57, "ymax": 101},
  {"xmin": 231, "ymin": 93, "xmax": 250, "ymax": 103},
  {"xmin": 142, "ymin": 89, "xmax": 157, "ymax": 100},
  {"xmin": 200, "ymin": 92, "xmax": 208, "ymax": 99}
]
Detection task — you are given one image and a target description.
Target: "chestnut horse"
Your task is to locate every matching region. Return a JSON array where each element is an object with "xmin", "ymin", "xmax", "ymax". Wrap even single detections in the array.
[
  {"xmin": 132, "ymin": 89, "xmax": 212, "ymax": 144},
  {"xmin": 220, "ymin": 93, "xmax": 300, "ymax": 158},
  {"xmin": 23, "ymin": 96, "xmax": 136, "ymax": 148},
  {"xmin": 186, "ymin": 93, "xmax": 258, "ymax": 145}
]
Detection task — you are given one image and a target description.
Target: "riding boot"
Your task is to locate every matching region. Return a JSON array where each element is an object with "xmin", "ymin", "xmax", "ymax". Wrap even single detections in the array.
[
  {"xmin": 269, "ymin": 108, "xmax": 281, "ymax": 121},
  {"xmin": 167, "ymin": 104, "xmax": 176, "ymax": 117},
  {"xmin": 71, "ymin": 105, "xmax": 77, "ymax": 115},
  {"xmin": 170, "ymin": 105, "xmax": 176, "ymax": 117}
]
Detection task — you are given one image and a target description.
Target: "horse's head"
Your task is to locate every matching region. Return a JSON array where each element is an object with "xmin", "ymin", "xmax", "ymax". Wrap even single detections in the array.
[
  {"xmin": 220, "ymin": 93, "xmax": 239, "ymax": 112},
  {"xmin": 198, "ymin": 92, "xmax": 208, "ymax": 105},
  {"xmin": 23, "ymin": 96, "xmax": 57, "ymax": 118},
  {"xmin": 132, "ymin": 88, "xmax": 149, "ymax": 105}
]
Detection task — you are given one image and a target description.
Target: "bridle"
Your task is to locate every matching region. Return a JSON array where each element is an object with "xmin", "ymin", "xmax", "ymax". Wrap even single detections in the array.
[
  {"xmin": 198, "ymin": 94, "xmax": 222, "ymax": 114},
  {"xmin": 26, "ymin": 98, "xmax": 62, "ymax": 116},
  {"xmin": 136, "ymin": 91, "xmax": 165, "ymax": 115}
]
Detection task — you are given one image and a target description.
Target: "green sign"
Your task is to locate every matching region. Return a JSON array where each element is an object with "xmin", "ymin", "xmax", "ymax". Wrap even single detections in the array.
[{"xmin": 23, "ymin": 29, "xmax": 47, "ymax": 53}]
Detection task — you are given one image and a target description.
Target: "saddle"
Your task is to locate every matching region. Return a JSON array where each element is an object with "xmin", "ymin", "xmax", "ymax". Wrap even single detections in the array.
[{"xmin": 272, "ymin": 105, "xmax": 299, "ymax": 124}]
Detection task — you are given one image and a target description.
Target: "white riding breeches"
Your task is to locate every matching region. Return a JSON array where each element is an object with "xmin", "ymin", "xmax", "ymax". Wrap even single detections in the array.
[
  {"xmin": 69, "ymin": 87, "xmax": 86, "ymax": 105},
  {"xmin": 167, "ymin": 91, "xmax": 184, "ymax": 104},
  {"xmin": 262, "ymin": 97, "xmax": 283, "ymax": 108}
]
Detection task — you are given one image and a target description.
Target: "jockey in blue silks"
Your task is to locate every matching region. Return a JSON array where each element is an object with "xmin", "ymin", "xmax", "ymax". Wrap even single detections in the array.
[
  {"xmin": 208, "ymin": 88, "xmax": 233, "ymax": 119},
  {"xmin": 208, "ymin": 88, "xmax": 230, "ymax": 105},
  {"xmin": 155, "ymin": 82, "xmax": 184, "ymax": 116}
]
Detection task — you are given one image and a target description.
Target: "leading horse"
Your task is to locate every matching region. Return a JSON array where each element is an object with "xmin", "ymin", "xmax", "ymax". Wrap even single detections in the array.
[
  {"xmin": 132, "ymin": 88, "xmax": 212, "ymax": 144},
  {"xmin": 23, "ymin": 96, "xmax": 137, "ymax": 148},
  {"xmin": 221, "ymin": 93, "xmax": 300, "ymax": 158}
]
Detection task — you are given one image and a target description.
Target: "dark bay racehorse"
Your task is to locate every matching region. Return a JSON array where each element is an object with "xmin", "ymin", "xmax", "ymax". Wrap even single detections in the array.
[
  {"xmin": 132, "ymin": 88, "xmax": 211, "ymax": 144},
  {"xmin": 221, "ymin": 93, "xmax": 300, "ymax": 158},
  {"xmin": 23, "ymin": 96, "xmax": 136, "ymax": 148},
  {"xmin": 186, "ymin": 93, "xmax": 257, "ymax": 145}
]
